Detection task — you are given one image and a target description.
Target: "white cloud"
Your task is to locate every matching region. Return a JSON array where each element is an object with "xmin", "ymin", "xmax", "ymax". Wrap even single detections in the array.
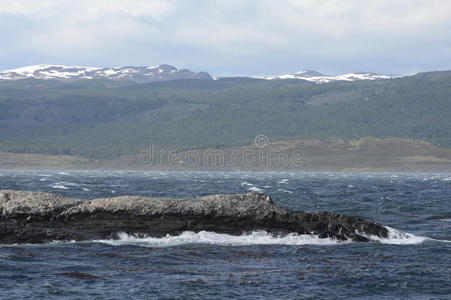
[
  {"xmin": 1, "ymin": 0, "xmax": 451, "ymax": 74},
  {"xmin": 1, "ymin": 0, "xmax": 174, "ymax": 57},
  {"xmin": 0, "ymin": 0, "xmax": 175, "ymax": 17},
  {"xmin": 0, "ymin": 0, "xmax": 63, "ymax": 16}
]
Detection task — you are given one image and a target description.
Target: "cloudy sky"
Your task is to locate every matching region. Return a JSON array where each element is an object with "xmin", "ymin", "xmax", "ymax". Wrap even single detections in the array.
[{"xmin": 1, "ymin": 0, "xmax": 451, "ymax": 76}]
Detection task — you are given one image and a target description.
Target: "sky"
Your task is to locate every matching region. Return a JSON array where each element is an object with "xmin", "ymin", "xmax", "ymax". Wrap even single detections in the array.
[{"xmin": 1, "ymin": 0, "xmax": 451, "ymax": 77}]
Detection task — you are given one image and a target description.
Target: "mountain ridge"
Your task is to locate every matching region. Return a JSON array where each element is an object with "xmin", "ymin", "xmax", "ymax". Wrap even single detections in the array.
[
  {"xmin": 0, "ymin": 64, "xmax": 212, "ymax": 83},
  {"xmin": 258, "ymin": 70, "xmax": 402, "ymax": 83},
  {"xmin": 0, "ymin": 64, "xmax": 403, "ymax": 84}
]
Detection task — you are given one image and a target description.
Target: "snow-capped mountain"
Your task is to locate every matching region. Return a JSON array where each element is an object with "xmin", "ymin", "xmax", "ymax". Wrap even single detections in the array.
[
  {"xmin": 0, "ymin": 64, "xmax": 212, "ymax": 82},
  {"xmin": 0, "ymin": 64, "xmax": 403, "ymax": 84},
  {"xmin": 261, "ymin": 70, "xmax": 401, "ymax": 83}
]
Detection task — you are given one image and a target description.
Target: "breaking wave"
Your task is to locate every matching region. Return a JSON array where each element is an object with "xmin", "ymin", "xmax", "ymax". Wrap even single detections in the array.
[
  {"xmin": 51, "ymin": 183, "xmax": 69, "ymax": 190},
  {"xmin": 95, "ymin": 231, "xmax": 344, "ymax": 247},
  {"xmin": 241, "ymin": 182, "xmax": 264, "ymax": 193},
  {"xmin": 93, "ymin": 227, "xmax": 435, "ymax": 248},
  {"xmin": 363, "ymin": 226, "xmax": 430, "ymax": 245},
  {"xmin": 51, "ymin": 181, "xmax": 81, "ymax": 190}
]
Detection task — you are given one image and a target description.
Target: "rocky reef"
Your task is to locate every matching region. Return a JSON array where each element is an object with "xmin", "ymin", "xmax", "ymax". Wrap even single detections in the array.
[{"xmin": 0, "ymin": 190, "xmax": 388, "ymax": 244}]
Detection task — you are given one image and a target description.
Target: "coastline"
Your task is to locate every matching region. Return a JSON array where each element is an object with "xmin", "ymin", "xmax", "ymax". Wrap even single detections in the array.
[{"xmin": 2, "ymin": 137, "xmax": 451, "ymax": 172}]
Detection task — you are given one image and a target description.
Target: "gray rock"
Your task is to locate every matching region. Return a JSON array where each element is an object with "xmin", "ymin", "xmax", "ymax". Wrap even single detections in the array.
[{"xmin": 0, "ymin": 190, "xmax": 388, "ymax": 244}]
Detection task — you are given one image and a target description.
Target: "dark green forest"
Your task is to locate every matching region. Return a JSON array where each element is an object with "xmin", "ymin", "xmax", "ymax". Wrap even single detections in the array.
[{"xmin": 0, "ymin": 70, "xmax": 450, "ymax": 159}]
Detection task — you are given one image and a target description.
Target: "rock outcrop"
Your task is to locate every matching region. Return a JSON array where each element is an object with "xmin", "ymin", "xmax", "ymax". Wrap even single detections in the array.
[{"xmin": 0, "ymin": 190, "xmax": 388, "ymax": 244}]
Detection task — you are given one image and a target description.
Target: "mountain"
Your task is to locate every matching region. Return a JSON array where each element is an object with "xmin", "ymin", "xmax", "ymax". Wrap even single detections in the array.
[
  {"xmin": 0, "ymin": 64, "xmax": 212, "ymax": 83},
  {"xmin": 0, "ymin": 69, "xmax": 450, "ymax": 159},
  {"xmin": 260, "ymin": 70, "xmax": 401, "ymax": 83},
  {"xmin": 0, "ymin": 64, "xmax": 405, "ymax": 84},
  {"xmin": 0, "ymin": 64, "xmax": 403, "ymax": 84}
]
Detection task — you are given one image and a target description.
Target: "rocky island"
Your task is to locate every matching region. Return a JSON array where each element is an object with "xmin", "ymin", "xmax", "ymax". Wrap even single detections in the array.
[{"xmin": 0, "ymin": 190, "xmax": 388, "ymax": 244}]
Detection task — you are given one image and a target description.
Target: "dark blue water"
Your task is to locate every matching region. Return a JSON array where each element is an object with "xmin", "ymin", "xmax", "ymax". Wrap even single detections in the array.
[{"xmin": 1, "ymin": 171, "xmax": 450, "ymax": 299}]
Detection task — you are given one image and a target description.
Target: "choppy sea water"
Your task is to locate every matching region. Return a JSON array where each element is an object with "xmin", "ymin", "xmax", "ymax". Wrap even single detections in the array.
[{"xmin": 0, "ymin": 171, "xmax": 450, "ymax": 299}]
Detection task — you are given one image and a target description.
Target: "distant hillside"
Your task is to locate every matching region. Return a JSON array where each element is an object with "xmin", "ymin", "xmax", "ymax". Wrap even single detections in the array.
[
  {"xmin": 0, "ymin": 152, "xmax": 90, "ymax": 169},
  {"xmin": 115, "ymin": 137, "xmax": 451, "ymax": 172},
  {"xmin": 0, "ymin": 70, "xmax": 450, "ymax": 159},
  {"xmin": 2, "ymin": 138, "xmax": 451, "ymax": 172}
]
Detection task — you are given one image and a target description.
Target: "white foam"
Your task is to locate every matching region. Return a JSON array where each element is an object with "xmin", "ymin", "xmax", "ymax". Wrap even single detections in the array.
[
  {"xmin": 248, "ymin": 186, "xmax": 264, "ymax": 192},
  {"xmin": 51, "ymin": 184, "xmax": 69, "ymax": 190},
  {"xmin": 93, "ymin": 226, "xmax": 435, "ymax": 247},
  {"xmin": 60, "ymin": 182, "xmax": 79, "ymax": 187},
  {"xmin": 94, "ymin": 231, "xmax": 346, "ymax": 247},
  {"xmin": 364, "ymin": 226, "xmax": 430, "ymax": 245},
  {"xmin": 241, "ymin": 182, "xmax": 264, "ymax": 193},
  {"xmin": 277, "ymin": 179, "xmax": 289, "ymax": 184},
  {"xmin": 5, "ymin": 228, "xmax": 445, "ymax": 248}
]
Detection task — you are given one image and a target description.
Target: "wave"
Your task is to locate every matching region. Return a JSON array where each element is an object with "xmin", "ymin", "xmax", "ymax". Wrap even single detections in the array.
[
  {"xmin": 94, "ymin": 231, "xmax": 345, "ymax": 247},
  {"xmin": 51, "ymin": 184, "xmax": 69, "ymax": 190},
  {"xmin": 4, "ymin": 229, "xmax": 445, "ymax": 248},
  {"xmin": 362, "ymin": 226, "xmax": 430, "ymax": 245},
  {"xmin": 241, "ymin": 182, "xmax": 264, "ymax": 193},
  {"xmin": 93, "ymin": 227, "xmax": 433, "ymax": 248},
  {"xmin": 277, "ymin": 179, "xmax": 289, "ymax": 184},
  {"xmin": 50, "ymin": 182, "xmax": 81, "ymax": 190}
]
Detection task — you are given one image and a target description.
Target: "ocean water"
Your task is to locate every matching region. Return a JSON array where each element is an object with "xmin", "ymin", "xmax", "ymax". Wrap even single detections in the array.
[{"xmin": 0, "ymin": 171, "xmax": 450, "ymax": 299}]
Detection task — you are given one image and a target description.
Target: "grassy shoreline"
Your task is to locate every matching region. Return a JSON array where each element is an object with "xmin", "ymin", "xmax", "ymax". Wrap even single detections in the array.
[{"xmin": 2, "ymin": 138, "xmax": 451, "ymax": 172}]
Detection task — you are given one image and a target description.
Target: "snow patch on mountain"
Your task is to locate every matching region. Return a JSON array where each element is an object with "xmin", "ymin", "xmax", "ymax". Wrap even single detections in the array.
[
  {"xmin": 260, "ymin": 70, "xmax": 402, "ymax": 83},
  {"xmin": 0, "ymin": 64, "xmax": 404, "ymax": 84},
  {"xmin": 0, "ymin": 64, "xmax": 212, "ymax": 82}
]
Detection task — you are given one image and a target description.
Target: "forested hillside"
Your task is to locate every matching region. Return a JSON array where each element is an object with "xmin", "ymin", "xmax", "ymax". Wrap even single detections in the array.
[{"xmin": 0, "ymin": 71, "xmax": 450, "ymax": 159}]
